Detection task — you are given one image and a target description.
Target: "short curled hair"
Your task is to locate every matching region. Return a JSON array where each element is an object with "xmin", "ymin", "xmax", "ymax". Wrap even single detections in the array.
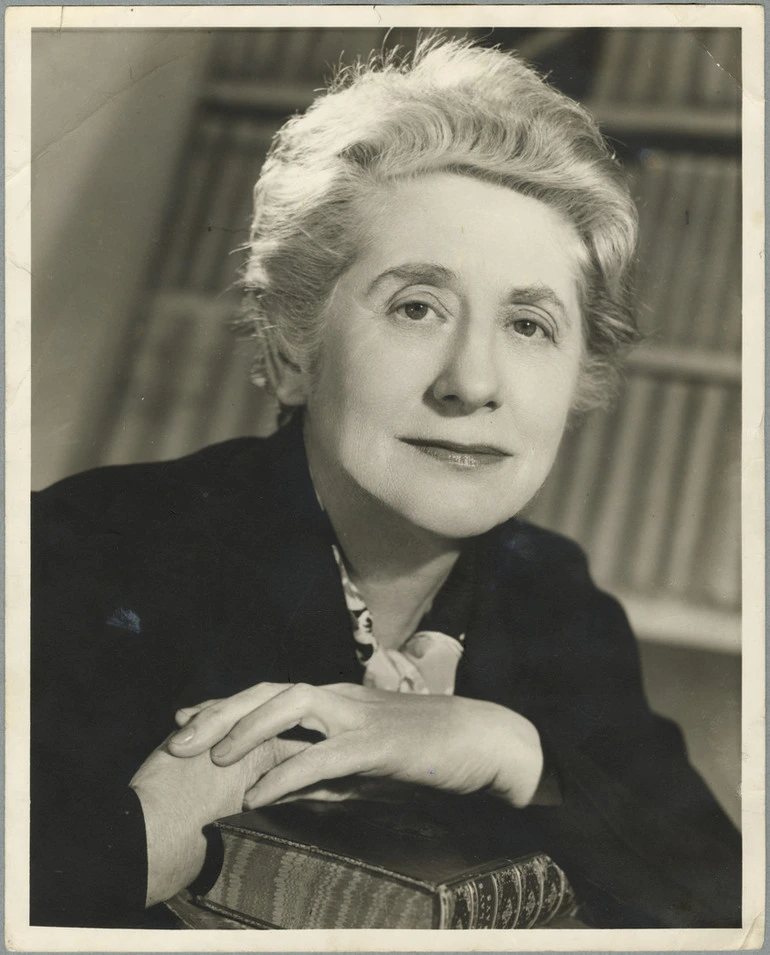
[{"xmin": 238, "ymin": 36, "xmax": 639, "ymax": 411}]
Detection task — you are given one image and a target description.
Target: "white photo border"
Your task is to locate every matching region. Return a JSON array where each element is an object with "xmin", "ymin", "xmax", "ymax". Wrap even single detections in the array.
[{"xmin": 5, "ymin": 5, "xmax": 765, "ymax": 951}]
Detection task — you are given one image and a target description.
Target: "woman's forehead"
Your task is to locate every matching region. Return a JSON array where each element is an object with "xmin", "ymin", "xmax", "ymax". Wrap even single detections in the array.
[{"xmin": 346, "ymin": 172, "xmax": 587, "ymax": 312}]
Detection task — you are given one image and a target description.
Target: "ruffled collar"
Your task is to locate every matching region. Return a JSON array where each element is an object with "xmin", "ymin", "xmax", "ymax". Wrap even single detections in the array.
[{"xmin": 332, "ymin": 542, "xmax": 477, "ymax": 695}]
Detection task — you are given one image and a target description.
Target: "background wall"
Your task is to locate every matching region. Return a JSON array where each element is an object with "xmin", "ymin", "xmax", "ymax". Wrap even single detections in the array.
[
  {"xmin": 32, "ymin": 30, "xmax": 209, "ymax": 490},
  {"xmin": 31, "ymin": 28, "xmax": 742, "ymax": 825}
]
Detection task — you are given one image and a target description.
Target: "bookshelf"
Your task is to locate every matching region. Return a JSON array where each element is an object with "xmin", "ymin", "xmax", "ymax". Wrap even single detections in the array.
[
  {"xmin": 529, "ymin": 29, "xmax": 741, "ymax": 653},
  {"xmin": 84, "ymin": 28, "xmax": 742, "ymax": 655}
]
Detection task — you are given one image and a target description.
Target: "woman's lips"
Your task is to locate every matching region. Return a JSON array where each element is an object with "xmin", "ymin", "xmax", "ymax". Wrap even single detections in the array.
[{"xmin": 399, "ymin": 438, "xmax": 511, "ymax": 468}]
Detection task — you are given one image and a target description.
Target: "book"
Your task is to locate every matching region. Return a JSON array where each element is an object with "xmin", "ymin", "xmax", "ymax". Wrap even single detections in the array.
[
  {"xmin": 188, "ymin": 798, "xmax": 577, "ymax": 930},
  {"xmin": 588, "ymin": 374, "xmax": 656, "ymax": 589},
  {"xmin": 663, "ymin": 383, "xmax": 724, "ymax": 598},
  {"xmin": 591, "ymin": 29, "xmax": 630, "ymax": 102},
  {"xmin": 661, "ymin": 29, "xmax": 698, "ymax": 107},
  {"xmin": 629, "ymin": 379, "xmax": 691, "ymax": 594}
]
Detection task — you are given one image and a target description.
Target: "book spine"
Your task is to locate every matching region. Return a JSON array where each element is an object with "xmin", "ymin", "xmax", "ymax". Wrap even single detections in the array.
[
  {"xmin": 214, "ymin": 121, "xmax": 273, "ymax": 294},
  {"xmin": 629, "ymin": 379, "xmax": 691, "ymax": 593},
  {"xmin": 591, "ymin": 29, "xmax": 629, "ymax": 102},
  {"xmin": 700, "ymin": 29, "xmax": 739, "ymax": 107},
  {"xmin": 662, "ymin": 29, "xmax": 697, "ymax": 106},
  {"xmin": 441, "ymin": 855, "xmax": 576, "ymax": 929},
  {"xmin": 664, "ymin": 383, "xmax": 729, "ymax": 599},
  {"xmin": 698, "ymin": 159, "xmax": 740, "ymax": 352},
  {"xmin": 639, "ymin": 154, "xmax": 695, "ymax": 339},
  {"xmin": 664, "ymin": 156, "xmax": 722, "ymax": 347},
  {"xmin": 587, "ymin": 375, "xmax": 655, "ymax": 588},
  {"xmin": 154, "ymin": 294, "xmax": 236, "ymax": 462},
  {"xmin": 700, "ymin": 387, "xmax": 741, "ymax": 609},
  {"xmin": 159, "ymin": 116, "xmax": 220, "ymax": 291},
  {"xmin": 523, "ymin": 417, "xmax": 582, "ymax": 531},
  {"xmin": 555, "ymin": 407, "xmax": 612, "ymax": 548},
  {"xmin": 646, "ymin": 29, "xmax": 676, "ymax": 105},
  {"xmin": 625, "ymin": 29, "xmax": 663, "ymax": 103}
]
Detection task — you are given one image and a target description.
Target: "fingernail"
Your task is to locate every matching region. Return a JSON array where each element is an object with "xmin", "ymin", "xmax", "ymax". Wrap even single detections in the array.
[
  {"xmin": 212, "ymin": 740, "xmax": 232, "ymax": 760},
  {"xmin": 244, "ymin": 789, "xmax": 264, "ymax": 809},
  {"xmin": 173, "ymin": 726, "xmax": 196, "ymax": 744}
]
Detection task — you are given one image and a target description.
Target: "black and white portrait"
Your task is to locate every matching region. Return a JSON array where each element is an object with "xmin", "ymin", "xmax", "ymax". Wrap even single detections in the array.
[{"xmin": 7, "ymin": 5, "xmax": 764, "ymax": 948}]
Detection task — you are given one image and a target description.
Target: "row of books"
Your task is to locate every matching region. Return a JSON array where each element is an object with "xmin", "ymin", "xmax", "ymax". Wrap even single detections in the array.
[
  {"xmin": 592, "ymin": 28, "xmax": 741, "ymax": 108},
  {"xmin": 627, "ymin": 151, "xmax": 741, "ymax": 351},
  {"xmin": 98, "ymin": 291, "xmax": 276, "ymax": 469},
  {"xmin": 153, "ymin": 115, "xmax": 273, "ymax": 294},
  {"xmin": 206, "ymin": 27, "xmax": 412, "ymax": 85},
  {"xmin": 526, "ymin": 373, "xmax": 741, "ymax": 613},
  {"xmin": 204, "ymin": 28, "xmax": 742, "ymax": 112},
  {"xmin": 154, "ymin": 106, "xmax": 743, "ymax": 354},
  {"xmin": 154, "ymin": 125, "xmax": 742, "ymax": 360}
]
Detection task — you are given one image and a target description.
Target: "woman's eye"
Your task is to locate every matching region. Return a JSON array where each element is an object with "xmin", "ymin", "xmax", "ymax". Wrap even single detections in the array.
[
  {"xmin": 512, "ymin": 318, "xmax": 549, "ymax": 339},
  {"xmin": 396, "ymin": 301, "xmax": 432, "ymax": 321}
]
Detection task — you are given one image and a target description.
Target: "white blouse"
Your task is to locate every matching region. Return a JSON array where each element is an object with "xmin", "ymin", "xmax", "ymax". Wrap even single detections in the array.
[{"xmin": 332, "ymin": 545, "xmax": 465, "ymax": 696}]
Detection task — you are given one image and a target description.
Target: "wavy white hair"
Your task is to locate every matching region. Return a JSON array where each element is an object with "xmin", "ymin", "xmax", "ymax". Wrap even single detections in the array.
[{"xmin": 237, "ymin": 36, "xmax": 639, "ymax": 411}]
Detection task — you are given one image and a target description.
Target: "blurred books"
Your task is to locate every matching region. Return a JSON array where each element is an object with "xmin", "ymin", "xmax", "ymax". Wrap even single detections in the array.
[{"xmin": 90, "ymin": 28, "xmax": 742, "ymax": 655}]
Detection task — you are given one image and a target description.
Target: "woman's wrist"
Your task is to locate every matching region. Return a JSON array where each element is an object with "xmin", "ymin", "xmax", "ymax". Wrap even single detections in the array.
[
  {"xmin": 130, "ymin": 746, "xmax": 246, "ymax": 908},
  {"xmin": 132, "ymin": 779, "xmax": 208, "ymax": 908}
]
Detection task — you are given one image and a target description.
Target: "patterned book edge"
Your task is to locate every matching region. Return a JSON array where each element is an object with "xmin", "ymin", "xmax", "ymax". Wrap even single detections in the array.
[
  {"xmin": 165, "ymin": 889, "xmax": 252, "ymax": 929},
  {"xmin": 199, "ymin": 828, "xmax": 436, "ymax": 929},
  {"xmin": 216, "ymin": 819, "xmax": 440, "ymax": 890},
  {"xmin": 441, "ymin": 853, "xmax": 577, "ymax": 929}
]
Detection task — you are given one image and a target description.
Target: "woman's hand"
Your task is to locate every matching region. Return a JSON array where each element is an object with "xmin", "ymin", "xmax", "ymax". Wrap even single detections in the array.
[
  {"xmin": 168, "ymin": 682, "xmax": 544, "ymax": 810},
  {"xmin": 130, "ymin": 733, "xmax": 310, "ymax": 907}
]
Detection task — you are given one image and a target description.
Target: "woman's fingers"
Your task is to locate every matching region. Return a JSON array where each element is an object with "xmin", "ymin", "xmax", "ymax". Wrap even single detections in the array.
[
  {"xmin": 174, "ymin": 699, "xmax": 220, "ymax": 727},
  {"xmin": 167, "ymin": 684, "xmax": 536, "ymax": 808},
  {"xmin": 210, "ymin": 683, "xmax": 358, "ymax": 766},
  {"xmin": 243, "ymin": 738, "xmax": 367, "ymax": 808},
  {"xmin": 273, "ymin": 777, "xmax": 419, "ymax": 805},
  {"xmin": 168, "ymin": 682, "xmax": 292, "ymax": 756}
]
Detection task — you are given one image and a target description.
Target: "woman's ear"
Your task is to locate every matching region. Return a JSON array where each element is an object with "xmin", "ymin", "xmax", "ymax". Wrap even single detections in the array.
[{"xmin": 265, "ymin": 339, "xmax": 311, "ymax": 406}]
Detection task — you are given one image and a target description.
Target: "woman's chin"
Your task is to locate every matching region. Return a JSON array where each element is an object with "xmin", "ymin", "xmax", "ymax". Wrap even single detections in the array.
[{"xmin": 394, "ymin": 496, "xmax": 523, "ymax": 541}]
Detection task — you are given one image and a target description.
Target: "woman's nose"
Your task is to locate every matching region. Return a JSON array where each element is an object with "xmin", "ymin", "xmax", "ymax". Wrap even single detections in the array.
[{"xmin": 429, "ymin": 323, "xmax": 503, "ymax": 414}]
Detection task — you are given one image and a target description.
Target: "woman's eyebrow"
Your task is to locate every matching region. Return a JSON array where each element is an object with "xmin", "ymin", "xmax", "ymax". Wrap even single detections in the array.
[
  {"xmin": 366, "ymin": 267, "xmax": 571, "ymax": 322},
  {"xmin": 365, "ymin": 263, "xmax": 457, "ymax": 296},
  {"xmin": 506, "ymin": 284, "xmax": 569, "ymax": 321}
]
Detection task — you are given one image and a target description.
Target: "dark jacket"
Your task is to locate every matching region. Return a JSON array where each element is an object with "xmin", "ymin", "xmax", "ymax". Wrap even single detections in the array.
[{"xmin": 31, "ymin": 421, "xmax": 741, "ymax": 929}]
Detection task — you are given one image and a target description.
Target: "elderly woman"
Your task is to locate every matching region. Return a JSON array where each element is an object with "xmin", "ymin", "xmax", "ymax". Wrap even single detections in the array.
[{"xmin": 31, "ymin": 39, "xmax": 740, "ymax": 930}]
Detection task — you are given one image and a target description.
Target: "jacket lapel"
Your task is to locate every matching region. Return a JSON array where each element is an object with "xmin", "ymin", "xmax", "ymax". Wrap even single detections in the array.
[{"xmin": 232, "ymin": 419, "xmax": 361, "ymax": 689}]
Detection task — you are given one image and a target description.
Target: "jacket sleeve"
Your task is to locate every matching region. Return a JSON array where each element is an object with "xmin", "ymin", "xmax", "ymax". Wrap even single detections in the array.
[
  {"xmin": 30, "ymin": 479, "xmax": 181, "ymax": 927},
  {"xmin": 514, "ymin": 550, "xmax": 742, "ymax": 929}
]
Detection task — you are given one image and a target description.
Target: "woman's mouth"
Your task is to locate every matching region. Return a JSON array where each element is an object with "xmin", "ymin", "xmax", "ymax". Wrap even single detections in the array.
[{"xmin": 399, "ymin": 438, "xmax": 512, "ymax": 469}]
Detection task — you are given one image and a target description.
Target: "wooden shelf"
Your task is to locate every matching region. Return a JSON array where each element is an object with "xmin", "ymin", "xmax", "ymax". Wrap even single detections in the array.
[
  {"xmin": 614, "ymin": 590, "xmax": 740, "ymax": 654},
  {"xmin": 202, "ymin": 80, "xmax": 315, "ymax": 116},
  {"xmin": 626, "ymin": 343, "xmax": 741, "ymax": 384},
  {"xmin": 587, "ymin": 102, "xmax": 740, "ymax": 140},
  {"xmin": 200, "ymin": 80, "xmax": 741, "ymax": 147}
]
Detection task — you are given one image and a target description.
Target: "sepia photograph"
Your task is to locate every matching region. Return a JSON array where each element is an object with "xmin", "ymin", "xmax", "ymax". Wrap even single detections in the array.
[{"xmin": 6, "ymin": 4, "xmax": 764, "ymax": 950}]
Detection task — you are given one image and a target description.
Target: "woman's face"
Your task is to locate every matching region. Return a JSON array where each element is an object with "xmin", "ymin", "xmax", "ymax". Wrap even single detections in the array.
[{"xmin": 300, "ymin": 172, "xmax": 585, "ymax": 539}]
